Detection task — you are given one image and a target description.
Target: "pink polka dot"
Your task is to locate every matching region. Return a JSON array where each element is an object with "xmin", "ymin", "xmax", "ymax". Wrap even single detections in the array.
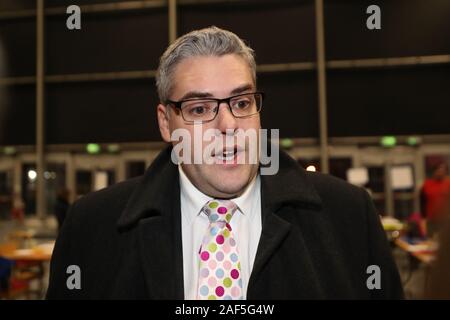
[
  {"xmin": 200, "ymin": 268, "xmax": 209, "ymax": 278},
  {"xmin": 200, "ymin": 251, "xmax": 209, "ymax": 261},
  {"xmin": 216, "ymin": 251, "xmax": 224, "ymax": 261},
  {"xmin": 208, "ymin": 277, "xmax": 217, "ymax": 287},
  {"xmin": 218, "ymin": 207, "xmax": 227, "ymax": 214},
  {"xmin": 208, "ymin": 259, "xmax": 217, "ymax": 269},
  {"xmin": 230, "ymin": 269, "xmax": 239, "ymax": 279},
  {"xmin": 215, "ymin": 286, "xmax": 225, "ymax": 297},
  {"xmin": 216, "ymin": 235, "xmax": 224, "ymax": 245},
  {"xmin": 231, "ymin": 286, "xmax": 241, "ymax": 298},
  {"xmin": 223, "ymin": 244, "xmax": 231, "ymax": 253},
  {"xmin": 226, "ymin": 223, "xmax": 232, "ymax": 231},
  {"xmin": 223, "ymin": 261, "xmax": 232, "ymax": 270}
]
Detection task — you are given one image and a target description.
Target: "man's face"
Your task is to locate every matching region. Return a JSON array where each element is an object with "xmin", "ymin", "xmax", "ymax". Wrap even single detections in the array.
[
  {"xmin": 434, "ymin": 164, "xmax": 448, "ymax": 180},
  {"xmin": 157, "ymin": 54, "xmax": 260, "ymax": 198}
]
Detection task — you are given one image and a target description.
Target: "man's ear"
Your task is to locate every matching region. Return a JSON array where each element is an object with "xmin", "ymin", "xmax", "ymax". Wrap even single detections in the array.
[{"xmin": 157, "ymin": 104, "xmax": 171, "ymax": 143}]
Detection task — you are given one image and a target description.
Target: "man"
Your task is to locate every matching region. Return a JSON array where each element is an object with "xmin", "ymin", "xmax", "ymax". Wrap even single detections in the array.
[
  {"xmin": 47, "ymin": 26, "xmax": 403, "ymax": 299},
  {"xmin": 421, "ymin": 162, "xmax": 450, "ymax": 237}
]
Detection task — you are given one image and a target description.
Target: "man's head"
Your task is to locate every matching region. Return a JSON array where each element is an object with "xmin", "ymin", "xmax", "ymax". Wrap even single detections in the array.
[
  {"xmin": 156, "ymin": 26, "xmax": 261, "ymax": 199},
  {"xmin": 432, "ymin": 162, "xmax": 448, "ymax": 180}
]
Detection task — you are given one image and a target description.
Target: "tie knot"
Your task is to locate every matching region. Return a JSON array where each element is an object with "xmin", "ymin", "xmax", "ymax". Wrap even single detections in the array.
[{"xmin": 203, "ymin": 199, "xmax": 237, "ymax": 224}]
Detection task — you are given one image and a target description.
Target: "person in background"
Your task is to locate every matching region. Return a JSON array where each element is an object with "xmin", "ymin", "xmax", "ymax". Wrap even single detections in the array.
[
  {"xmin": 10, "ymin": 193, "xmax": 24, "ymax": 225},
  {"xmin": 421, "ymin": 162, "xmax": 450, "ymax": 237},
  {"xmin": 54, "ymin": 188, "xmax": 70, "ymax": 232},
  {"xmin": 0, "ymin": 257, "xmax": 13, "ymax": 297},
  {"xmin": 426, "ymin": 197, "xmax": 450, "ymax": 299}
]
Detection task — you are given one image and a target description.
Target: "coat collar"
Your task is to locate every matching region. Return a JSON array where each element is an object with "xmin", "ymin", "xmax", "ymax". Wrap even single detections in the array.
[
  {"xmin": 117, "ymin": 145, "xmax": 322, "ymax": 229},
  {"xmin": 117, "ymin": 146, "xmax": 178, "ymax": 229},
  {"xmin": 260, "ymin": 148, "xmax": 322, "ymax": 214}
]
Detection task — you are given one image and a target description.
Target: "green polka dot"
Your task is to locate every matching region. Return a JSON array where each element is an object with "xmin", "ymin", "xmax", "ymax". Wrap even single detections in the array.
[
  {"xmin": 208, "ymin": 243, "xmax": 217, "ymax": 252},
  {"xmin": 225, "ymin": 214, "xmax": 232, "ymax": 222},
  {"xmin": 223, "ymin": 277, "xmax": 232, "ymax": 288},
  {"xmin": 208, "ymin": 295, "xmax": 217, "ymax": 300},
  {"xmin": 209, "ymin": 202, "xmax": 218, "ymax": 209},
  {"xmin": 238, "ymin": 262, "xmax": 241, "ymax": 270},
  {"xmin": 223, "ymin": 229, "xmax": 230, "ymax": 238}
]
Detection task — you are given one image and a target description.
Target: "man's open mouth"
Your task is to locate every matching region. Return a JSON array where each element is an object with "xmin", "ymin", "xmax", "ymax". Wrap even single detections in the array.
[{"xmin": 213, "ymin": 146, "xmax": 243, "ymax": 163}]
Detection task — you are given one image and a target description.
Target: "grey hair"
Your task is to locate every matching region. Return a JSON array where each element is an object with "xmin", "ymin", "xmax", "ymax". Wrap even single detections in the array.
[{"xmin": 156, "ymin": 26, "xmax": 256, "ymax": 104}]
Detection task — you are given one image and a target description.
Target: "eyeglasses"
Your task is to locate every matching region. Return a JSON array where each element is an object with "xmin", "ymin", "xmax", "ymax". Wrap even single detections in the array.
[{"xmin": 166, "ymin": 92, "xmax": 264, "ymax": 123}]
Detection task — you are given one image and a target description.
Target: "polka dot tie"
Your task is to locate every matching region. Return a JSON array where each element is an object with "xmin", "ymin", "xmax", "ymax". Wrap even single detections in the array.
[{"xmin": 197, "ymin": 199, "xmax": 243, "ymax": 300}]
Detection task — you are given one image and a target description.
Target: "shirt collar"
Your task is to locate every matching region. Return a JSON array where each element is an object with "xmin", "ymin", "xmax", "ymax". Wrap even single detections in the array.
[{"xmin": 233, "ymin": 173, "xmax": 259, "ymax": 219}]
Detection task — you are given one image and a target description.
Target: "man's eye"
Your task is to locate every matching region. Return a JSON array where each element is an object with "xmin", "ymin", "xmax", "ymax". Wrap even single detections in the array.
[
  {"xmin": 234, "ymin": 99, "xmax": 251, "ymax": 109},
  {"xmin": 188, "ymin": 105, "xmax": 207, "ymax": 115}
]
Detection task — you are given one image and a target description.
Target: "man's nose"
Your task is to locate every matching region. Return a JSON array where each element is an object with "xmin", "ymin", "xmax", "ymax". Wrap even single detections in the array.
[{"xmin": 216, "ymin": 102, "xmax": 238, "ymax": 134}]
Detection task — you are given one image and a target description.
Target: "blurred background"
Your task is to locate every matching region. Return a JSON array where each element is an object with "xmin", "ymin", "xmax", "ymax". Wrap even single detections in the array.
[{"xmin": 0, "ymin": 0, "xmax": 449, "ymax": 299}]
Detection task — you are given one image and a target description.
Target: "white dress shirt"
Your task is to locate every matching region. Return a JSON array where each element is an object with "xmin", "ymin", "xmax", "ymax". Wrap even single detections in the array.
[{"xmin": 179, "ymin": 166, "xmax": 262, "ymax": 300}]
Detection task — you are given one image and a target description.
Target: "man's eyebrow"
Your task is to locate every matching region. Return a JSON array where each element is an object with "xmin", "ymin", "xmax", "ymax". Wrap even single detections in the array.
[
  {"xmin": 178, "ymin": 91, "xmax": 214, "ymax": 101},
  {"xmin": 177, "ymin": 84, "xmax": 255, "ymax": 101},
  {"xmin": 230, "ymin": 84, "xmax": 254, "ymax": 95}
]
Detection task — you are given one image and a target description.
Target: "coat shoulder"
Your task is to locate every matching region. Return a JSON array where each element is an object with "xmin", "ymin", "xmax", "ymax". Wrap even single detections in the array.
[
  {"xmin": 305, "ymin": 171, "xmax": 367, "ymax": 206},
  {"xmin": 302, "ymin": 171, "xmax": 375, "ymax": 226},
  {"xmin": 68, "ymin": 176, "xmax": 142, "ymax": 226}
]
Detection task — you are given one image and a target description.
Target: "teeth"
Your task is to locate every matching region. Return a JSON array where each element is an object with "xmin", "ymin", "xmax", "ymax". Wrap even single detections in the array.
[{"xmin": 217, "ymin": 151, "xmax": 235, "ymax": 161}]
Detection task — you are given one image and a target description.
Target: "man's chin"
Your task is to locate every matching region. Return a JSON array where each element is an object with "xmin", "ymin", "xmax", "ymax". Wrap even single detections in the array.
[
  {"xmin": 210, "ymin": 163, "xmax": 251, "ymax": 179},
  {"xmin": 208, "ymin": 185, "xmax": 247, "ymax": 199},
  {"xmin": 206, "ymin": 170, "xmax": 255, "ymax": 197}
]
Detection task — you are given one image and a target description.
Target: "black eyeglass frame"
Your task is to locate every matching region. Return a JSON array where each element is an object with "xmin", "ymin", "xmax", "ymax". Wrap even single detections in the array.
[{"xmin": 165, "ymin": 91, "xmax": 264, "ymax": 123}]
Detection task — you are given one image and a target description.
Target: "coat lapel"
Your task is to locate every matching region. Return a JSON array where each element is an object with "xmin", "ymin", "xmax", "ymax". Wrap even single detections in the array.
[
  {"xmin": 248, "ymin": 150, "xmax": 323, "ymax": 294},
  {"xmin": 117, "ymin": 146, "xmax": 184, "ymax": 299},
  {"xmin": 137, "ymin": 214, "xmax": 184, "ymax": 299},
  {"xmin": 248, "ymin": 210, "xmax": 291, "ymax": 287}
]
